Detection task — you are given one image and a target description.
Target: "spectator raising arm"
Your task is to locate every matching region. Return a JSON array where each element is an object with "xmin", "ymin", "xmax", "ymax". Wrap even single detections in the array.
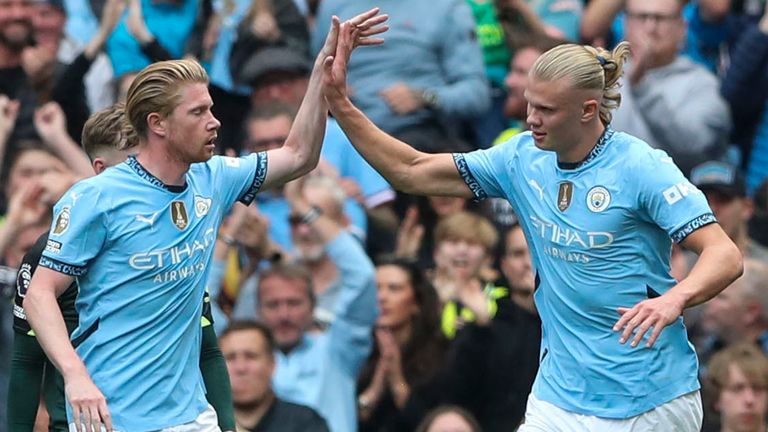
[
  {"xmin": 34, "ymin": 103, "xmax": 93, "ymax": 178},
  {"xmin": 0, "ymin": 95, "xmax": 20, "ymax": 179}
]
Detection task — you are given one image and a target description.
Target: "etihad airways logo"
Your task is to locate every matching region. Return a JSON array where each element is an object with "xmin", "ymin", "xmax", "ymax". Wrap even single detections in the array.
[
  {"xmin": 529, "ymin": 215, "xmax": 614, "ymax": 249},
  {"xmin": 129, "ymin": 228, "xmax": 216, "ymax": 270}
]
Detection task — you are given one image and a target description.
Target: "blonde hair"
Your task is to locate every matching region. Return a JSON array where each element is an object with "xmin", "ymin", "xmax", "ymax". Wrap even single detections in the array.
[
  {"xmin": 123, "ymin": 59, "xmax": 209, "ymax": 149},
  {"xmin": 531, "ymin": 41, "xmax": 631, "ymax": 125},
  {"xmin": 434, "ymin": 211, "xmax": 498, "ymax": 253}
]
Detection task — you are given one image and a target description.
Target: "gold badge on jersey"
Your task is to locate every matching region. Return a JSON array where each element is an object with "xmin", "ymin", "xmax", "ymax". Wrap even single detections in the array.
[
  {"xmin": 557, "ymin": 181, "xmax": 573, "ymax": 212},
  {"xmin": 171, "ymin": 201, "xmax": 189, "ymax": 230}
]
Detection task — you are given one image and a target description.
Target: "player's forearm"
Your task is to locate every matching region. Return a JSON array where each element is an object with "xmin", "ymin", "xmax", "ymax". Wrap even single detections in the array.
[
  {"xmin": 669, "ymin": 241, "xmax": 743, "ymax": 308},
  {"xmin": 23, "ymin": 290, "xmax": 88, "ymax": 379},
  {"xmin": 282, "ymin": 60, "xmax": 329, "ymax": 178},
  {"xmin": 329, "ymin": 100, "xmax": 426, "ymax": 194}
]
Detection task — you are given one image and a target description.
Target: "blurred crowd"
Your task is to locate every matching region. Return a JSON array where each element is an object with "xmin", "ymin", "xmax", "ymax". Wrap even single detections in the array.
[{"xmin": 1, "ymin": 0, "xmax": 768, "ymax": 431}]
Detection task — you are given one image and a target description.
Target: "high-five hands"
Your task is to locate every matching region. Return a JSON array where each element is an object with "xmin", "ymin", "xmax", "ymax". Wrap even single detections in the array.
[{"xmin": 322, "ymin": 9, "xmax": 389, "ymax": 103}]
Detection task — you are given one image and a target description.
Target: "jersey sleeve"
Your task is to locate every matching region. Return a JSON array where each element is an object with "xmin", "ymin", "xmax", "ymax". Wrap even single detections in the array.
[
  {"xmin": 40, "ymin": 182, "xmax": 107, "ymax": 276},
  {"xmin": 636, "ymin": 150, "xmax": 716, "ymax": 243},
  {"xmin": 207, "ymin": 152, "xmax": 269, "ymax": 208},
  {"xmin": 453, "ymin": 135, "xmax": 520, "ymax": 200}
]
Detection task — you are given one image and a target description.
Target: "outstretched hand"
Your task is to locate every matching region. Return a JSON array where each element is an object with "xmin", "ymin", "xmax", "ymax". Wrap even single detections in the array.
[{"xmin": 321, "ymin": 9, "xmax": 388, "ymax": 104}]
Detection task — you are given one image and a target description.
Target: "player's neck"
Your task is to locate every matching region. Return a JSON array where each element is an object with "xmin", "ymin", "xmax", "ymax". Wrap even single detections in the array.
[
  {"xmin": 556, "ymin": 122, "xmax": 605, "ymax": 164},
  {"xmin": 135, "ymin": 144, "xmax": 190, "ymax": 186}
]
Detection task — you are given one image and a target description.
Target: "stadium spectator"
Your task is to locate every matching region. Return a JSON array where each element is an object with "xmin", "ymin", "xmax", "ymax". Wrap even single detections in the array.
[
  {"xmin": 703, "ymin": 343, "xmax": 768, "ymax": 432},
  {"xmin": 700, "ymin": 260, "xmax": 768, "ymax": 366},
  {"xmin": 499, "ymin": 223, "xmax": 536, "ymax": 315},
  {"xmin": 312, "ymin": 0, "xmax": 489, "ymax": 154},
  {"xmin": 691, "ymin": 161, "xmax": 768, "ymax": 262},
  {"xmin": 237, "ymin": 103, "xmax": 369, "ymax": 252},
  {"xmin": 234, "ymin": 173, "xmax": 371, "ymax": 326},
  {"xmin": 220, "ymin": 320, "xmax": 329, "ymax": 432},
  {"xmin": 256, "ymin": 165, "xmax": 378, "ymax": 432},
  {"xmin": 721, "ymin": 2, "xmax": 768, "ymax": 195},
  {"xmin": 611, "ymin": 0, "xmax": 732, "ymax": 175},
  {"xmin": 357, "ymin": 257, "xmax": 448, "ymax": 431},
  {"xmin": 207, "ymin": 0, "xmax": 309, "ymax": 151},
  {"xmin": 415, "ymin": 406, "xmax": 481, "ymax": 432},
  {"xmin": 429, "ymin": 211, "xmax": 502, "ymax": 339}
]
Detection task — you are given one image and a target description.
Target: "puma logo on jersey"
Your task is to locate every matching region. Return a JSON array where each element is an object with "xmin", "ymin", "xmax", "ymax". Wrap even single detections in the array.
[
  {"xmin": 135, "ymin": 212, "xmax": 160, "ymax": 227},
  {"xmin": 528, "ymin": 179, "xmax": 545, "ymax": 200}
]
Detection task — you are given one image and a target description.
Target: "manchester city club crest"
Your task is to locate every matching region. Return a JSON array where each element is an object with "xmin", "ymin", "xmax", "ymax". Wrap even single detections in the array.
[
  {"xmin": 194, "ymin": 196, "xmax": 212, "ymax": 218},
  {"xmin": 171, "ymin": 201, "xmax": 189, "ymax": 230},
  {"xmin": 587, "ymin": 186, "xmax": 611, "ymax": 212},
  {"xmin": 557, "ymin": 181, "xmax": 574, "ymax": 212}
]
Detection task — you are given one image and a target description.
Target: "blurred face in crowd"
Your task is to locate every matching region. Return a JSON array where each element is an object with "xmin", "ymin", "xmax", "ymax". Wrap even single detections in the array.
[
  {"xmin": 703, "ymin": 189, "xmax": 752, "ymax": 243},
  {"xmin": 31, "ymin": 2, "xmax": 64, "ymax": 51},
  {"xmin": 161, "ymin": 82, "xmax": 221, "ymax": 164},
  {"xmin": 4, "ymin": 148, "xmax": 66, "ymax": 201},
  {"xmin": 428, "ymin": 196, "xmax": 466, "ymax": 219},
  {"xmin": 291, "ymin": 183, "xmax": 346, "ymax": 263},
  {"xmin": 434, "ymin": 238, "xmax": 488, "ymax": 281},
  {"xmin": 221, "ymin": 329, "xmax": 275, "ymax": 407},
  {"xmin": 258, "ymin": 275, "xmax": 313, "ymax": 351},
  {"xmin": 717, "ymin": 364, "xmax": 768, "ymax": 432},
  {"xmin": 376, "ymin": 264, "xmax": 419, "ymax": 329},
  {"xmin": 624, "ymin": 0, "xmax": 685, "ymax": 67},
  {"xmin": 244, "ymin": 114, "xmax": 290, "ymax": 155},
  {"xmin": 4, "ymin": 221, "xmax": 47, "ymax": 267},
  {"xmin": 702, "ymin": 279, "xmax": 752, "ymax": 341},
  {"xmin": 0, "ymin": 0, "xmax": 34, "ymax": 51},
  {"xmin": 504, "ymin": 47, "xmax": 543, "ymax": 121},
  {"xmin": 501, "ymin": 226, "xmax": 536, "ymax": 314},
  {"xmin": 250, "ymin": 72, "xmax": 309, "ymax": 108},
  {"xmin": 425, "ymin": 412, "xmax": 476, "ymax": 432},
  {"xmin": 525, "ymin": 77, "xmax": 595, "ymax": 154}
]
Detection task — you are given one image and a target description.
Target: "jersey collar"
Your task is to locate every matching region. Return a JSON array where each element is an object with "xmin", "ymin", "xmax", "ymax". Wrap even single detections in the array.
[
  {"xmin": 557, "ymin": 126, "xmax": 614, "ymax": 170},
  {"xmin": 126, "ymin": 155, "xmax": 188, "ymax": 193}
]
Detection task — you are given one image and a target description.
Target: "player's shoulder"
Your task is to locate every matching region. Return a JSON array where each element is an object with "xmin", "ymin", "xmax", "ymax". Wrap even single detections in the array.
[{"xmin": 607, "ymin": 130, "xmax": 674, "ymax": 169}]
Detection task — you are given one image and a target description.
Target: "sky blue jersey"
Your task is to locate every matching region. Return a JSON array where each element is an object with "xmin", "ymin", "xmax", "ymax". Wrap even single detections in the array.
[
  {"xmin": 456, "ymin": 128, "xmax": 715, "ymax": 418},
  {"xmin": 39, "ymin": 153, "xmax": 267, "ymax": 430}
]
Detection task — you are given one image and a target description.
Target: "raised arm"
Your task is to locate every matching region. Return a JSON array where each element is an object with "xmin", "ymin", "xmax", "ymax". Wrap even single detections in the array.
[
  {"xmin": 260, "ymin": 9, "xmax": 388, "ymax": 190},
  {"xmin": 322, "ymin": 19, "xmax": 474, "ymax": 198}
]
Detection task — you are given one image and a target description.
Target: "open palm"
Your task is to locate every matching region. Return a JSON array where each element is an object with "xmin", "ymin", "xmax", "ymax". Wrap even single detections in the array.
[{"xmin": 322, "ymin": 8, "xmax": 388, "ymax": 102}]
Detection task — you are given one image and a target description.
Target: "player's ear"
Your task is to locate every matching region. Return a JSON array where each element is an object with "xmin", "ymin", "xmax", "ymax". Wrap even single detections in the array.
[
  {"xmin": 147, "ymin": 112, "xmax": 167, "ymax": 138},
  {"xmin": 581, "ymin": 99, "xmax": 599, "ymax": 123},
  {"xmin": 92, "ymin": 158, "xmax": 106, "ymax": 175}
]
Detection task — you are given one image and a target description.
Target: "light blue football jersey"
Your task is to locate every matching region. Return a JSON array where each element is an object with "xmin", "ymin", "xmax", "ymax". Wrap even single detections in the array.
[
  {"xmin": 456, "ymin": 128, "xmax": 715, "ymax": 418},
  {"xmin": 40, "ymin": 153, "xmax": 267, "ymax": 430}
]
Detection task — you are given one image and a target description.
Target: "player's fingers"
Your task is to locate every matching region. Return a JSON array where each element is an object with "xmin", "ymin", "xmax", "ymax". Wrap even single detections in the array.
[
  {"xmin": 630, "ymin": 319, "xmax": 653, "ymax": 348},
  {"xmin": 613, "ymin": 306, "xmax": 636, "ymax": 332},
  {"xmin": 646, "ymin": 320, "xmax": 665, "ymax": 348},
  {"xmin": 358, "ymin": 37, "xmax": 386, "ymax": 46},
  {"xmin": 72, "ymin": 404, "xmax": 83, "ymax": 432},
  {"xmin": 349, "ymin": 7, "xmax": 380, "ymax": 26},
  {"xmin": 618, "ymin": 309, "xmax": 645, "ymax": 343},
  {"xmin": 357, "ymin": 14, "xmax": 389, "ymax": 31},
  {"xmin": 100, "ymin": 402, "xmax": 113, "ymax": 432},
  {"xmin": 90, "ymin": 404, "xmax": 104, "ymax": 432}
]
